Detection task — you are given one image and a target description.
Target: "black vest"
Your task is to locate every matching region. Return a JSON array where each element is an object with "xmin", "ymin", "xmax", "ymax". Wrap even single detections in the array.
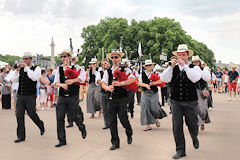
[
  {"xmin": 142, "ymin": 71, "xmax": 158, "ymax": 93},
  {"xmin": 169, "ymin": 64, "xmax": 198, "ymax": 101},
  {"xmin": 18, "ymin": 66, "xmax": 37, "ymax": 96},
  {"xmin": 108, "ymin": 68, "xmax": 128, "ymax": 99},
  {"xmin": 89, "ymin": 67, "xmax": 99, "ymax": 84},
  {"xmin": 59, "ymin": 66, "xmax": 79, "ymax": 97}
]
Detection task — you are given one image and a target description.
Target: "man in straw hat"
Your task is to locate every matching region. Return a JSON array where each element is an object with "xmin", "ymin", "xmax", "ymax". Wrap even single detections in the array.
[
  {"xmin": 53, "ymin": 49, "xmax": 87, "ymax": 147},
  {"xmin": 227, "ymin": 65, "xmax": 239, "ymax": 101},
  {"xmin": 14, "ymin": 52, "xmax": 45, "ymax": 143},
  {"xmin": 101, "ymin": 49, "xmax": 134, "ymax": 150},
  {"xmin": 161, "ymin": 44, "xmax": 202, "ymax": 159}
]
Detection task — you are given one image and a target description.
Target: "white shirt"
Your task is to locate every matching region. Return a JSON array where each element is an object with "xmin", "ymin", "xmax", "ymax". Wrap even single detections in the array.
[
  {"xmin": 5, "ymin": 65, "xmax": 41, "ymax": 82},
  {"xmin": 24, "ymin": 66, "xmax": 41, "ymax": 81},
  {"xmin": 201, "ymin": 67, "xmax": 211, "ymax": 82},
  {"xmin": 211, "ymin": 73, "xmax": 217, "ymax": 81},
  {"xmin": 5, "ymin": 70, "xmax": 20, "ymax": 90},
  {"xmin": 54, "ymin": 64, "xmax": 86, "ymax": 84},
  {"xmin": 102, "ymin": 66, "xmax": 135, "ymax": 85},
  {"xmin": 161, "ymin": 63, "xmax": 201, "ymax": 83}
]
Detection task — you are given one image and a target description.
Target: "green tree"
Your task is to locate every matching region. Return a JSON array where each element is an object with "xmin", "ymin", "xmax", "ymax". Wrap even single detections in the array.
[{"xmin": 79, "ymin": 17, "xmax": 216, "ymax": 68}]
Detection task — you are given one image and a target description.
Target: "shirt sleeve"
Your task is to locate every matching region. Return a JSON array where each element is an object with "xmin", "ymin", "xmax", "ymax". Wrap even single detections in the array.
[
  {"xmin": 101, "ymin": 70, "xmax": 109, "ymax": 85},
  {"xmin": 201, "ymin": 67, "xmax": 211, "ymax": 82},
  {"xmin": 53, "ymin": 67, "xmax": 60, "ymax": 84},
  {"xmin": 78, "ymin": 69, "xmax": 86, "ymax": 83},
  {"xmin": 183, "ymin": 64, "xmax": 201, "ymax": 83},
  {"xmin": 95, "ymin": 71, "xmax": 101, "ymax": 86},
  {"xmin": 126, "ymin": 68, "xmax": 135, "ymax": 79},
  {"xmin": 161, "ymin": 66, "xmax": 173, "ymax": 83},
  {"xmin": 25, "ymin": 66, "xmax": 41, "ymax": 81}
]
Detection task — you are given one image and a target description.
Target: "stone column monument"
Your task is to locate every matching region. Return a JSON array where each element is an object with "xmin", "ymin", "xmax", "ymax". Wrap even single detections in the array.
[{"xmin": 50, "ymin": 37, "xmax": 56, "ymax": 69}]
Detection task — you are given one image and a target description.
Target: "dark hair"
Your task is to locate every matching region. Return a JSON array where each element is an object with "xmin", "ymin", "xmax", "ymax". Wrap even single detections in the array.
[
  {"xmin": 48, "ymin": 68, "xmax": 53, "ymax": 73},
  {"xmin": 41, "ymin": 69, "xmax": 46, "ymax": 74}
]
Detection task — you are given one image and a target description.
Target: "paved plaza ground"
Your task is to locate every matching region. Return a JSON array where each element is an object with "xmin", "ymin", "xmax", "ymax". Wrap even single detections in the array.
[{"xmin": 0, "ymin": 92, "xmax": 240, "ymax": 160}]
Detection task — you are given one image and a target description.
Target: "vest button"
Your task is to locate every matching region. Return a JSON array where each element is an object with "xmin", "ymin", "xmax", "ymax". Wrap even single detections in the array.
[
  {"xmin": 180, "ymin": 84, "xmax": 182, "ymax": 86},
  {"xmin": 180, "ymin": 97, "xmax": 182, "ymax": 100}
]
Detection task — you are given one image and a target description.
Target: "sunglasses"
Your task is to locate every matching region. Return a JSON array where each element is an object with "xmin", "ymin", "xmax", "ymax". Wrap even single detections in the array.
[
  {"xmin": 111, "ymin": 56, "xmax": 119, "ymax": 59},
  {"xmin": 145, "ymin": 64, "xmax": 152, "ymax": 67},
  {"xmin": 61, "ymin": 55, "xmax": 67, "ymax": 58},
  {"xmin": 23, "ymin": 57, "xmax": 32, "ymax": 60}
]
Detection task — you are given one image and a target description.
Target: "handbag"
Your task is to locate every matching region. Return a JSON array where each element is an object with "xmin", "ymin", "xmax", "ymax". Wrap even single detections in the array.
[{"xmin": 198, "ymin": 83, "xmax": 209, "ymax": 99}]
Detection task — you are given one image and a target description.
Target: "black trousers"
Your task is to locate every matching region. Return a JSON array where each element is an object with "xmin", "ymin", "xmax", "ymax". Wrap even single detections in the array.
[
  {"xmin": 171, "ymin": 100, "xmax": 199, "ymax": 154},
  {"xmin": 127, "ymin": 91, "xmax": 135, "ymax": 114},
  {"xmin": 108, "ymin": 96, "xmax": 133, "ymax": 146},
  {"xmin": 2, "ymin": 94, "xmax": 11, "ymax": 109},
  {"xmin": 161, "ymin": 87, "xmax": 168, "ymax": 106},
  {"xmin": 56, "ymin": 96, "xmax": 86, "ymax": 143},
  {"xmin": 67, "ymin": 103, "xmax": 84, "ymax": 125},
  {"xmin": 100, "ymin": 92, "xmax": 110, "ymax": 127},
  {"xmin": 16, "ymin": 95, "xmax": 44, "ymax": 139},
  {"xmin": 136, "ymin": 91, "xmax": 141, "ymax": 104}
]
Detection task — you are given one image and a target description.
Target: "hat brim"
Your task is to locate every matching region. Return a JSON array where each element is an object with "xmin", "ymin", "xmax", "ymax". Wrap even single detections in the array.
[
  {"xmin": 143, "ymin": 63, "xmax": 155, "ymax": 67},
  {"xmin": 58, "ymin": 51, "xmax": 73, "ymax": 57},
  {"xmin": 89, "ymin": 61, "xmax": 97, "ymax": 64},
  {"xmin": 22, "ymin": 56, "xmax": 33, "ymax": 58},
  {"xmin": 172, "ymin": 49, "xmax": 194, "ymax": 57},
  {"xmin": 107, "ymin": 52, "xmax": 125, "ymax": 60}
]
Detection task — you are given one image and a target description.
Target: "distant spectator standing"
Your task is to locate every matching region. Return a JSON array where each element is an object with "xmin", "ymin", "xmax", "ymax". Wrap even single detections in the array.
[
  {"xmin": 228, "ymin": 66, "xmax": 239, "ymax": 101},
  {"xmin": 215, "ymin": 68, "xmax": 223, "ymax": 93},
  {"xmin": 46, "ymin": 68, "xmax": 55, "ymax": 107},
  {"xmin": 0, "ymin": 67, "xmax": 11, "ymax": 109}
]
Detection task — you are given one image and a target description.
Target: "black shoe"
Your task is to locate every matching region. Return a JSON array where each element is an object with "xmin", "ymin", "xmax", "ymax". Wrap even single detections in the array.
[
  {"xmin": 14, "ymin": 138, "xmax": 25, "ymax": 143},
  {"xmin": 102, "ymin": 126, "xmax": 110, "ymax": 130},
  {"xmin": 55, "ymin": 142, "xmax": 66, "ymax": 148},
  {"xmin": 109, "ymin": 145, "xmax": 119, "ymax": 150},
  {"xmin": 130, "ymin": 112, "xmax": 134, "ymax": 118},
  {"xmin": 53, "ymin": 103, "xmax": 57, "ymax": 107},
  {"xmin": 66, "ymin": 123, "xmax": 73, "ymax": 128},
  {"xmin": 40, "ymin": 124, "xmax": 45, "ymax": 136},
  {"xmin": 81, "ymin": 130, "xmax": 87, "ymax": 139},
  {"xmin": 79, "ymin": 99, "xmax": 83, "ymax": 102},
  {"xmin": 127, "ymin": 136, "xmax": 132, "ymax": 144},
  {"xmin": 193, "ymin": 138, "xmax": 199, "ymax": 149},
  {"xmin": 172, "ymin": 153, "xmax": 186, "ymax": 159}
]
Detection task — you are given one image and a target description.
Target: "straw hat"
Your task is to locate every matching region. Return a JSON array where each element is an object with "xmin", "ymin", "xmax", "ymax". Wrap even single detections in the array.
[
  {"xmin": 106, "ymin": 49, "xmax": 125, "ymax": 60},
  {"xmin": 89, "ymin": 57, "xmax": 98, "ymax": 64},
  {"xmin": 58, "ymin": 49, "xmax": 73, "ymax": 57},
  {"xmin": 143, "ymin": 59, "xmax": 155, "ymax": 67},
  {"xmin": 191, "ymin": 55, "xmax": 201, "ymax": 62},
  {"xmin": 23, "ymin": 52, "xmax": 33, "ymax": 58},
  {"xmin": 172, "ymin": 44, "xmax": 194, "ymax": 57}
]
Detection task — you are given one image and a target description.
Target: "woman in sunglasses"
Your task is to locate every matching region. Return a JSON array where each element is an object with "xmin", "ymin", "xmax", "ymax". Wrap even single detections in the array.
[
  {"xmin": 138, "ymin": 59, "xmax": 166, "ymax": 131},
  {"xmin": 86, "ymin": 57, "xmax": 102, "ymax": 118}
]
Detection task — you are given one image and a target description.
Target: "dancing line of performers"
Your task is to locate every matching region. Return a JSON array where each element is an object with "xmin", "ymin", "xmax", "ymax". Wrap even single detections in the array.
[{"xmin": 12, "ymin": 44, "xmax": 213, "ymax": 159}]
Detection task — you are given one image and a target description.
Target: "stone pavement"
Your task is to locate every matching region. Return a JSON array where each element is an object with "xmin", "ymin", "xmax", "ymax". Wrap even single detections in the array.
[{"xmin": 0, "ymin": 92, "xmax": 240, "ymax": 160}]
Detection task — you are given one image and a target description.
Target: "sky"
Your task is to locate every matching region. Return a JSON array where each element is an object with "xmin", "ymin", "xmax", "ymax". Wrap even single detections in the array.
[{"xmin": 0, "ymin": 0, "xmax": 239, "ymax": 64}]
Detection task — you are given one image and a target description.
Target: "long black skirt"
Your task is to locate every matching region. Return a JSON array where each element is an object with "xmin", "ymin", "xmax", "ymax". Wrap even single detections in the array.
[{"xmin": 2, "ymin": 94, "xmax": 11, "ymax": 109}]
